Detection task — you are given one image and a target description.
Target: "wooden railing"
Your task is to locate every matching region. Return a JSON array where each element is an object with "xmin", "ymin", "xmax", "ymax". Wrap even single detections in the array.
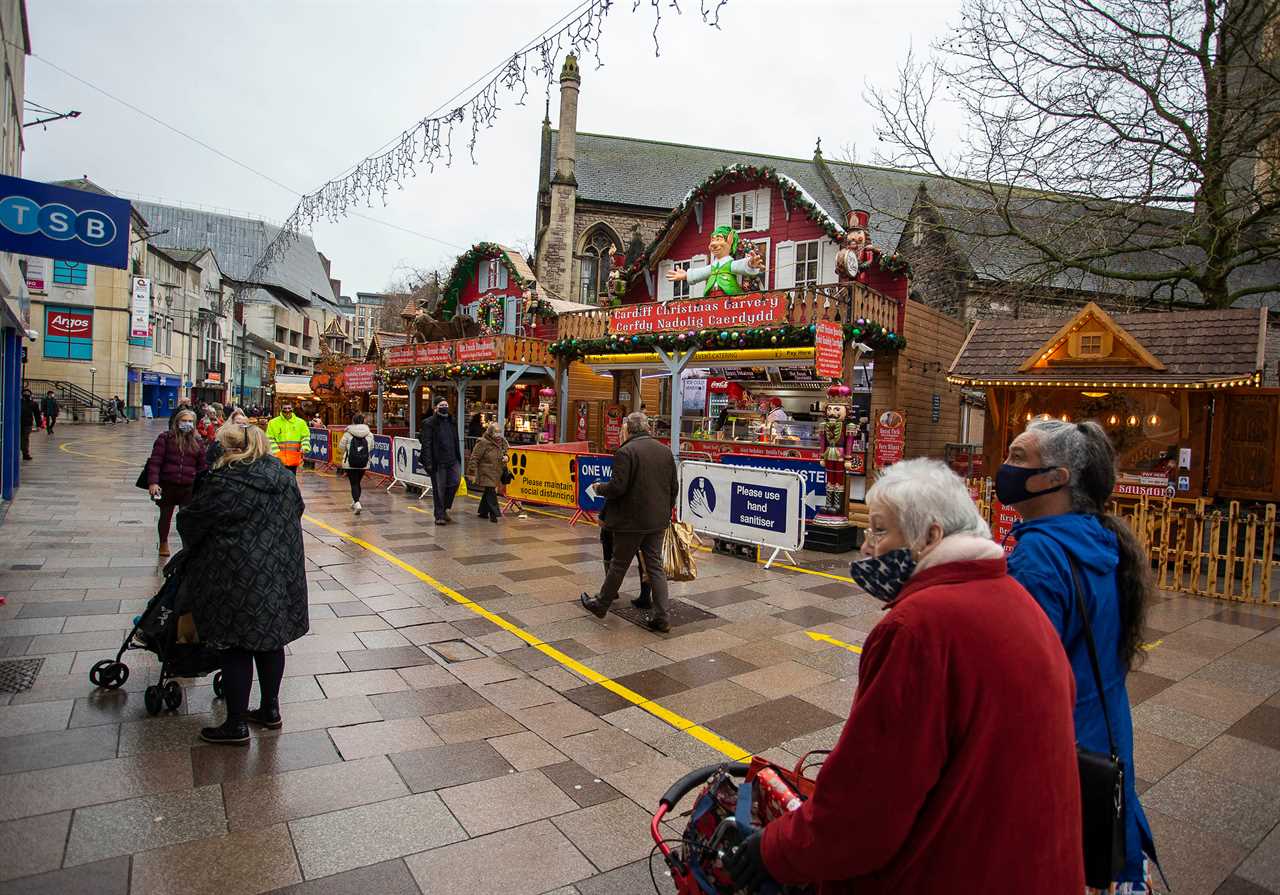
[
  {"xmin": 500, "ymin": 336, "xmax": 554, "ymax": 367},
  {"xmin": 556, "ymin": 282, "xmax": 904, "ymax": 342}
]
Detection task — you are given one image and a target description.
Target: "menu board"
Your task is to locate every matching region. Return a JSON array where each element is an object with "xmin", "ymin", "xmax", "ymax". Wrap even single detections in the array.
[
  {"xmin": 873, "ymin": 409, "xmax": 906, "ymax": 468},
  {"xmin": 814, "ymin": 320, "xmax": 844, "ymax": 378}
]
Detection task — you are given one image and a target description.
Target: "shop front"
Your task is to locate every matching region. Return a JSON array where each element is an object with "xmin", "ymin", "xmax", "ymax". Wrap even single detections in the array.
[
  {"xmin": 141, "ymin": 371, "xmax": 181, "ymax": 418},
  {"xmin": 948, "ymin": 303, "xmax": 1274, "ymax": 504}
]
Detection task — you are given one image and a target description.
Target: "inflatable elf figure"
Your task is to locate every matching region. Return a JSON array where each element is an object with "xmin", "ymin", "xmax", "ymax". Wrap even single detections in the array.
[
  {"xmin": 666, "ymin": 225, "xmax": 765, "ymax": 300},
  {"xmin": 815, "ymin": 382, "xmax": 856, "ymax": 527}
]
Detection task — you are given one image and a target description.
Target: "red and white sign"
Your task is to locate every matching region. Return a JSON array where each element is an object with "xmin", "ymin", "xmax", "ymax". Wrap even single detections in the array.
[
  {"xmin": 604, "ymin": 403, "xmax": 626, "ymax": 451},
  {"xmin": 455, "ymin": 337, "xmax": 498, "ymax": 363},
  {"xmin": 609, "ymin": 294, "xmax": 786, "ymax": 336},
  {"xmin": 991, "ymin": 500, "xmax": 1022, "ymax": 553},
  {"xmin": 873, "ymin": 409, "xmax": 906, "ymax": 468},
  {"xmin": 344, "ymin": 363, "xmax": 376, "ymax": 392},
  {"xmin": 814, "ymin": 320, "xmax": 844, "ymax": 379},
  {"xmin": 575, "ymin": 401, "xmax": 590, "ymax": 442},
  {"xmin": 47, "ymin": 308, "xmax": 92, "ymax": 339},
  {"xmin": 417, "ymin": 342, "xmax": 454, "ymax": 365},
  {"xmin": 1114, "ymin": 472, "xmax": 1175, "ymax": 498},
  {"xmin": 384, "ymin": 345, "xmax": 414, "ymax": 368},
  {"xmin": 130, "ymin": 277, "xmax": 151, "ymax": 339}
]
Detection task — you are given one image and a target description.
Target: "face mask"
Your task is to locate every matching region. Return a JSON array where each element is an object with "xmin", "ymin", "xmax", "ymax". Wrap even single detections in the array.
[
  {"xmin": 849, "ymin": 547, "xmax": 918, "ymax": 603},
  {"xmin": 178, "ymin": 421, "xmax": 195, "ymax": 433},
  {"xmin": 436, "ymin": 407, "xmax": 449, "ymax": 416},
  {"xmin": 995, "ymin": 463, "xmax": 1064, "ymax": 506}
]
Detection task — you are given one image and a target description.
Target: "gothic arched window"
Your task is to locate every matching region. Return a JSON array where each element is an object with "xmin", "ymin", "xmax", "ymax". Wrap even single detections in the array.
[{"xmin": 577, "ymin": 227, "xmax": 619, "ymax": 303}]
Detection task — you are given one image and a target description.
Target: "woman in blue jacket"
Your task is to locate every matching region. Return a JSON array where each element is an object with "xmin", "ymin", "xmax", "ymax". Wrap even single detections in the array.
[{"xmin": 1000, "ymin": 419, "xmax": 1158, "ymax": 892}]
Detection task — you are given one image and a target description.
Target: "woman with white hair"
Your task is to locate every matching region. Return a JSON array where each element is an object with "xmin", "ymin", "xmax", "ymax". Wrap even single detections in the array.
[{"xmin": 727, "ymin": 458, "xmax": 1084, "ymax": 894}]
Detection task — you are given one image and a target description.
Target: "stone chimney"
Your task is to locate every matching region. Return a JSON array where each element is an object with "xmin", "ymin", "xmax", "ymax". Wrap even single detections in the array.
[{"xmin": 536, "ymin": 54, "xmax": 581, "ymax": 302}]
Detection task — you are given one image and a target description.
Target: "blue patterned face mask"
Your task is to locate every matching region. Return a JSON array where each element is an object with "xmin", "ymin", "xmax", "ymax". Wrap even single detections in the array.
[{"xmin": 849, "ymin": 547, "xmax": 917, "ymax": 602}]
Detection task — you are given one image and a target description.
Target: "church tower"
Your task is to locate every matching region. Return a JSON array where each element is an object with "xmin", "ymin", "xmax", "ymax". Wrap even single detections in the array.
[{"xmin": 535, "ymin": 55, "xmax": 581, "ymax": 302}]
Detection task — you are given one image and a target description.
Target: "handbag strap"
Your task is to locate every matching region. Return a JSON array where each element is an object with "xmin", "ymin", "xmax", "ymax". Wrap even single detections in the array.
[{"xmin": 1065, "ymin": 554, "xmax": 1119, "ymax": 760}]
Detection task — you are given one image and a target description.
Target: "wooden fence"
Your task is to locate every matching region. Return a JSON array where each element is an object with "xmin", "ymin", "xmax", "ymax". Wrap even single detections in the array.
[{"xmin": 968, "ymin": 479, "xmax": 1279, "ymax": 604}]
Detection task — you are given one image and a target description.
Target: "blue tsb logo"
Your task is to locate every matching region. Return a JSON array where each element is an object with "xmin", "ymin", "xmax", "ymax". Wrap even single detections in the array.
[{"xmin": 0, "ymin": 196, "xmax": 118, "ymax": 246}]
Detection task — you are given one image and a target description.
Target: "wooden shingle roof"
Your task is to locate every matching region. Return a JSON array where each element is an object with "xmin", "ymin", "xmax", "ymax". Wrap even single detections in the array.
[{"xmin": 949, "ymin": 307, "xmax": 1267, "ymax": 386}]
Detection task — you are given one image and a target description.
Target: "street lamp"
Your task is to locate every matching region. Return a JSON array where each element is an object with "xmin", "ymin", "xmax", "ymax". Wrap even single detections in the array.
[{"xmin": 89, "ymin": 367, "xmax": 98, "ymax": 422}]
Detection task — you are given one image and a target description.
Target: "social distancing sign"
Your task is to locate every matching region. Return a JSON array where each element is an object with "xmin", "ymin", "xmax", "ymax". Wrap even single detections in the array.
[{"xmin": 505, "ymin": 447, "xmax": 578, "ymax": 509}]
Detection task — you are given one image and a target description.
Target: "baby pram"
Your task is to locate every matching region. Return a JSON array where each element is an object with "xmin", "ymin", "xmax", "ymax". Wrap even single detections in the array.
[
  {"xmin": 87, "ymin": 555, "xmax": 224, "ymax": 715},
  {"xmin": 650, "ymin": 753, "xmax": 826, "ymax": 894}
]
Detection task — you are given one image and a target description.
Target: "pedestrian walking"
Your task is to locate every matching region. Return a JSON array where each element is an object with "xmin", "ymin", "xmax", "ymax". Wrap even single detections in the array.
[
  {"xmin": 115, "ymin": 395, "xmax": 128, "ymax": 423},
  {"xmin": 416, "ymin": 398, "xmax": 462, "ymax": 525},
  {"xmin": 145, "ymin": 408, "xmax": 208, "ymax": 556},
  {"xmin": 599, "ymin": 527, "xmax": 652, "ymax": 608},
  {"xmin": 19, "ymin": 388, "xmax": 40, "ymax": 460},
  {"xmin": 579, "ymin": 412, "xmax": 677, "ymax": 633},
  {"xmin": 196, "ymin": 404, "xmax": 222, "ymax": 442},
  {"xmin": 725, "ymin": 459, "xmax": 1083, "ymax": 894},
  {"xmin": 1000, "ymin": 419, "xmax": 1159, "ymax": 892},
  {"xmin": 265, "ymin": 403, "xmax": 310, "ymax": 477},
  {"xmin": 468, "ymin": 421, "xmax": 508, "ymax": 522},
  {"xmin": 338, "ymin": 413, "xmax": 375, "ymax": 514},
  {"xmin": 40, "ymin": 390, "xmax": 59, "ymax": 435},
  {"xmin": 202, "ymin": 408, "xmax": 249, "ymax": 476},
  {"xmin": 174, "ymin": 422, "xmax": 309, "ymax": 745}
]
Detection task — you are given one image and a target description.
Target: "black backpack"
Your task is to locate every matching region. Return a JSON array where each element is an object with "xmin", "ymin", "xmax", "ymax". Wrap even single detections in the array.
[{"xmin": 347, "ymin": 434, "xmax": 370, "ymax": 469}]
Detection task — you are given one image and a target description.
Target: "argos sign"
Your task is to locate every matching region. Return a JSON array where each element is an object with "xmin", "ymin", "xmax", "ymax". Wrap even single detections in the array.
[
  {"xmin": 47, "ymin": 308, "xmax": 93, "ymax": 338},
  {"xmin": 0, "ymin": 174, "xmax": 133, "ymax": 270}
]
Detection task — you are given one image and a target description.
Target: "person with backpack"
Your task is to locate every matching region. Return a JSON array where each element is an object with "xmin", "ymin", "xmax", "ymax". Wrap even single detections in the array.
[{"xmin": 338, "ymin": 413, "xmax": 375, "ymax": 514}]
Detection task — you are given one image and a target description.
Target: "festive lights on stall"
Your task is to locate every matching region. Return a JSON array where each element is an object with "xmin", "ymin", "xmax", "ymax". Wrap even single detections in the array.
[
  {"xmin": 549, "ymin": 319, "xmax": 904, "ymax": 361},
  {"xmin": 947, "ymin": 374, "xmax": 1262, "ymax": 389},
  {"xmin": 384, "ymin": 362, "xmax": 503, "ymax": 381}
]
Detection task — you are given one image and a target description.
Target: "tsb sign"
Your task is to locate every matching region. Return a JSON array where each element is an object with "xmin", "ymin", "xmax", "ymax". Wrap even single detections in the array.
[
  {"xmin": 0, "ymin": 197, "xmax": 117, "ymax": 246},
  {"xmin": 0, "ymin": 174, "xmax": 132, "ymax": 270}
]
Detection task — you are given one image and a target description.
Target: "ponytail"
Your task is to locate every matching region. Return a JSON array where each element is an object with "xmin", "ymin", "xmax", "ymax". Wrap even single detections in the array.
[{"xmin": 1028, "ymin": 418, "xmax": 1154, "ymax": 669}]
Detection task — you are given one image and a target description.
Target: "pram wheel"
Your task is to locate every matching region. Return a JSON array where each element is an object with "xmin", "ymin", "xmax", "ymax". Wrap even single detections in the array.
[
  {"xmin": 212, "ymin": 671, "xmax": 224, "ymax": 698},
  {"xmin": 144, "ymin": 685, "xmax": 163, "ymax": 716},
  {"xmin": 163, "ymin": 680, "xmax": 183, "ymax": 711},
  {"xmin": 89, "ymin": 659, "xmax": 128, "ymax": 690}
]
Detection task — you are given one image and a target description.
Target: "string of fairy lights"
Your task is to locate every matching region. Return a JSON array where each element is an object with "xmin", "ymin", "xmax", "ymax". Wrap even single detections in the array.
[{"xmin": 238, "ymin": 0, "xmax": 734, "ymax": 299}]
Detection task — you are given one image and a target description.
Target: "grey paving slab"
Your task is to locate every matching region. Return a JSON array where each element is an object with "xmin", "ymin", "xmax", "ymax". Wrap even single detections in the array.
[
  {"xmin": 439, "ymin": 769, "xmax": 579, "ymax": 836},
  {"xmin": 274, "ymin": 859, "xmax": 422, "ymax": 895},
  {"xmin": 0, "ymin": 856, "xmax": 130, "ymax": 895},
  {"xmin": 389, "ymin": 739, "xmax": 514, "ymax": 792},
  {"xmin": 404, "ymin": 819, "xmax": 593, "ymax": 895},
  {"xmin": 130, "ymin": 822, "xmax": 303, "ymax": 895},
  {"xmin": 63, "ymin": 784, "xmax": 227, "ymax": 866},
  {"xmin": 0, "ymin": 810, "xmax": 70, "ymax": 882}
]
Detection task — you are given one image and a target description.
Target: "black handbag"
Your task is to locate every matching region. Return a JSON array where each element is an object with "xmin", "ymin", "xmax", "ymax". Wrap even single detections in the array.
[
  {"xmin": 501, "ymin": 467, "xmax": 513, "ymax": 485},
  {"xmin": 1067, "ymin": 556, "xmax": 1127, "ymax": 890}
]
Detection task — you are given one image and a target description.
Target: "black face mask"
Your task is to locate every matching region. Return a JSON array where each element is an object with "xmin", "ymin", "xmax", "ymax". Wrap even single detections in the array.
[
  {"xmin": 436, "ymin": 407, "xmax": 449, "ymax": 416},
  {"xmin": 995, "ymin": 463, "xmax": 1065, "ymax": 505}
]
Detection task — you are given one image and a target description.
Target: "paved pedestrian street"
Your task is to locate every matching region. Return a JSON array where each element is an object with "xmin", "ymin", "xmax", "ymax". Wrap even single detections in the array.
[{"xmin": 0, "ymin": 422, "xmax": 1277, "ymax": 895}]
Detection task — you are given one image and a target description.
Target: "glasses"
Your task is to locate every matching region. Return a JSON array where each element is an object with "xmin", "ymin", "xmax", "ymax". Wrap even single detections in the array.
[{"xmin": 864, "ymin": 527, "xmax": 890, "ymax": 545}]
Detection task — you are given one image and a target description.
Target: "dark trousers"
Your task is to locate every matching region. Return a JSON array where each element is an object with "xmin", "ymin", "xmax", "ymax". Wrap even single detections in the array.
[
  {"xmin": 20, "ymin": 427, "xmax": 30, "ymax": 458},
  {"xmin": 430, "ymin": 462, "xmax": 461, "ymax": 521},
  {"xmin": 45, "ymin": 417, "xmax": 55, "ymax": 434},
  {"xmin": 598, "ymin": 529, "xmax": 669, "ymax": 620},
  {"xmin": 347, "ymin": 468, "xmax": 365, "ymax": 502},
  {"xmin": 221, "ymin": 648, "xmax": 286, "ymax": 722},
  {"xmin": 479, "ymin": 486, "xmax": 501, "ymax": 519}
]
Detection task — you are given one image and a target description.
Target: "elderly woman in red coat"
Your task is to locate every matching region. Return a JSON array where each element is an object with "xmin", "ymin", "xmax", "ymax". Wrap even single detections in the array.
[{"xmin": 727, "ymin": 458, "xmax": 1084, "ymax": 894}]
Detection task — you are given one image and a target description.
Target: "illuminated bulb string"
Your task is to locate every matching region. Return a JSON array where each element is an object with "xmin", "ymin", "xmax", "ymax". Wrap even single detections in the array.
[{"xmin": 238, "ymin": 0, "xmax": 733, "ymax": 301}]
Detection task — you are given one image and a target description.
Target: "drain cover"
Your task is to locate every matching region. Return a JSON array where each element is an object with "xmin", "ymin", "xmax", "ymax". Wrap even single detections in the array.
[
  {"xmin": 0, "ymin": 657, "xmax": 44, "ymax": 693},
  {"xmin": 613, "ymin": 599, "xmax": 716, "ymax": 629}
]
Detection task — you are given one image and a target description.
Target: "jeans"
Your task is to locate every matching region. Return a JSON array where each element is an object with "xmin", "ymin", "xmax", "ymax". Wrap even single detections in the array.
[
  {"xmin": 479, "ymin": 486, "xmax": 500, "ymax": 519},
  {"xmin": 430, "ymin": 462, "xmax": 461, "ymax": 520},
  {"xmin": 597, "ymin": 529, "xmax": 669, "ymax": 621},
  {"xmin": 220, "ymin": 648, "xmax": 286, "ymax": 723},
  {"xmin": 347, "ymin": 468, "xmax": 365, "ymax": 502}
]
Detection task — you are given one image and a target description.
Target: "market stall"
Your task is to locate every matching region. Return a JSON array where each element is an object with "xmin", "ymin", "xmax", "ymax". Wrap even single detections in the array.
[{"xmin": 948, "ymin": 303, "xmax": 1275, "ymax": 503}]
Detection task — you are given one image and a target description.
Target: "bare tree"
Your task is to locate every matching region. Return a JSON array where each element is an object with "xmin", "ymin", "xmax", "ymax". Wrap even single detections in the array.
[
  {"xmin": 379, "ymin": 264, "xmax": 448, "ymax": 331},
  {"xmin": 869, "ymin": 0, "xmax": 1280, "ymax": 308}
]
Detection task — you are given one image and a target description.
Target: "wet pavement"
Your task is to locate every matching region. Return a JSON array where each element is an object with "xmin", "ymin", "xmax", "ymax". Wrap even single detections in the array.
[{"xmin": 0, "ymin": 420, "xmax": 1277, "ymax": 894}]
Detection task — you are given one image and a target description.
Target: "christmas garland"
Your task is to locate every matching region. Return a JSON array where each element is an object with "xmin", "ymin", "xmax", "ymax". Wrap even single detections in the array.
[
  {"xmin": 440, "ymin": 242, "xmax": 528, "ymax": 320},
  {"xmin": 384, "ymin": 362, "xmax": 503, "ymax": 381},
  {"xmin": 478, "ymin": 294, "xmax": 504, "ymax": 333},
  {"xmin": 527, "ymin": 295, "xmax": 557, "ymax": 320},
  {"xmin": 548, "ymin": 319, "xmax": 904, "ymax": 362}
]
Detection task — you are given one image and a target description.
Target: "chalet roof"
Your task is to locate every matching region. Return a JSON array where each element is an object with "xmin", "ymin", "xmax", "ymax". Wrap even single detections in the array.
[{"xmin": 949, "ymin": 307, "xmax": 1266, "ymax": 386}]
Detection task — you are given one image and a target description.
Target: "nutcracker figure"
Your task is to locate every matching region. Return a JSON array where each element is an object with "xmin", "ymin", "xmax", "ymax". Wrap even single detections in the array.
[
  {"xmin": 815, "ymin": 382, "xmax": 856, "ymax": 526},
  {"xmin": 537, "ymin": 387, "xmax": 557, "ymax": 443},
  {"xmin": 835, "ymin": 209, "xmax": 876, "ymax": 285}
]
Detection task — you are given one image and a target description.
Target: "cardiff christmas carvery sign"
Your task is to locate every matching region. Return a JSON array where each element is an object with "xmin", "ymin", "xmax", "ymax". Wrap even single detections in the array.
[{"xmin": 609, "ymin": 294, "xmax": 786, "ymax": 336}]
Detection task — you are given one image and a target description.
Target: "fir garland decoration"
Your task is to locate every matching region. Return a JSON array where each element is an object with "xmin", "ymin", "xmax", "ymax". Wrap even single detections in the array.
[
  {"xmin": 548, "ymin": 319, "xmax": 904, "ymax": 362},
  {"xmin": 384, "ymin": 362, "xmax": 503, "ymax": 381},
  {"xmin": 526, "ymin": 296, "xmax": 557, "ymax": 320}
]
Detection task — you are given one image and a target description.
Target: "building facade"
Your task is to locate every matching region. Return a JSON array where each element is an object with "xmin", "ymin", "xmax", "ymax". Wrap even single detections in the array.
[{"xmin": 0, "ymin": 0, "xmax": 29, "ymax": 502}]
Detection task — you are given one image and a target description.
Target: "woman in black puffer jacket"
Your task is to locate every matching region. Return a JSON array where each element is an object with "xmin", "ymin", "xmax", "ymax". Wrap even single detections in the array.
[{"xmin": 175, "ymin": 421, "xmax": 308, "ymax": 745}]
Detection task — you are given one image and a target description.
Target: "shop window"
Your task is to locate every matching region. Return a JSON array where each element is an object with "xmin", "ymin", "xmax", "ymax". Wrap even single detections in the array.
[
  {"xmin": 578, "ymin": 228, "xmax": 616, "ymax": 303},
  {"xmin": 44, "ymin": 305, "xmax": 94, "ymax": 360},
  {"xmin": 714, "ymin": 189, "xmax": 771, "ymax": 233},
  {"xmin": 672, "ymin": 261, "xmax": 691, "ymax": 300},
  {"xmin": 795, "ymin": 240, "xmax": 820, "ymax": 288},
  {"xmin": 52, "ymin": 259, "xmax": 87, "ymax": 287},
  {"xmin": 1079, "ymin": 334, "xmax": 1103, "ymax": 355},
  {"xmin": 731, "ymin": 192, "xmax": 755, "ymax": 230}
]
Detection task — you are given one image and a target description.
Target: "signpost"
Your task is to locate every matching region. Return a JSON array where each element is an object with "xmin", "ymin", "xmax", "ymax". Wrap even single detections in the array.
[
  {"xmin": 306, "ymin": 427, "xmax": 331, "ymax": 464},
  {"xmin": 814, "ymin": 320, "xmax": 844, "ymax": 379},
  {"xmin": 129, "ymin": 277, "xmax": 151, "ymax": 339},
  {"xmin": 0, "ymin": 174, "xmax": 134, "ymax": 270},
  {"xmin": 574, "ymin": 454, "xmax": 613, "ymax": 524},
  {"xmin": 678, "ymin": 460, "xmax": 805, "ymax": 567},
  {"xmin": 390, "ymin": 437, "xmax": 431, "ymax": 499},
  {"xmin": 719, "ymin": 454, "xmax": 828, "ymax": 521}
]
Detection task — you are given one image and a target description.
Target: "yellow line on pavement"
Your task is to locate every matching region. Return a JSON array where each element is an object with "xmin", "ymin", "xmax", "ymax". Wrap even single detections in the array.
[
  {"xmin": 806, "ymin": 630, "xmax": 862, "ymax": 654},
  {"xmin": 302, "ymin": 512, "xmax": 752, "ymax": 761},
  {"xmin": 58, "ymin": 440, "xmax": 133, "ymax": 465}
]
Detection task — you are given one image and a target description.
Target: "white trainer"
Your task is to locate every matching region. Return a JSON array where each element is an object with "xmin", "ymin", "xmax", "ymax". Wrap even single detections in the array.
[{"xmin": 353, "ymin": 501, "xmax": 362, "ymax": 514}]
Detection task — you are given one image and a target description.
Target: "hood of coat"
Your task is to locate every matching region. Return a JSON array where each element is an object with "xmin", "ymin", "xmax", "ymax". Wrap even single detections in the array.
[
  {"xmin": 1009, "ymin": 512, "xmax": 1118, "ymax": 577},
  {"xmin": 210, "ymin": 456, "xmax": 297, "ymax": 496},
  {"xmin": 346, "ymin": 423, "xmax": 372, "ymax": 438},
  {"xmin": 913, "ymin": 533, "xmax": 1005, "ymax": 574}
]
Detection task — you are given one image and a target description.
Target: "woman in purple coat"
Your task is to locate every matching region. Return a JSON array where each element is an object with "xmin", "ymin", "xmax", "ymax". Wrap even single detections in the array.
[{"xmin": 146, "ymin": 408, "xmax": 207, "ymax": 555}]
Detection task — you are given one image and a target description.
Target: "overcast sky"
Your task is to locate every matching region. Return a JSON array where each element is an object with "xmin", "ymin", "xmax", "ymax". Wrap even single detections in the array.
[{"xmin": 23, "ymin": 0, "xmax": 963, "ymax": 295}]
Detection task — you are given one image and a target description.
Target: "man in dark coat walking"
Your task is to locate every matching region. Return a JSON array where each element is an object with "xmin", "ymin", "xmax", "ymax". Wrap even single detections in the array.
[
  {"xmin": 40, "ymin": 390, "xmax": 59, "ymax": 436},
  {"xmin": 580, "ymin": 412, "xmax": 678, "ymax": 633},
  {"xmin": 19, "ymin": 388, "xmax": 40, "ymax": 460},
  {"xmin": 417, "ymin": 397, "xmax": 463, "ymax": 525}
]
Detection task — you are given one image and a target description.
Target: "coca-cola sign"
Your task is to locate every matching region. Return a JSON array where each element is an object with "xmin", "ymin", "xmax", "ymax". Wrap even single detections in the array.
[{"xmin": 47, "ymin": 308, "xmax": 92, "ymax": 339}]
